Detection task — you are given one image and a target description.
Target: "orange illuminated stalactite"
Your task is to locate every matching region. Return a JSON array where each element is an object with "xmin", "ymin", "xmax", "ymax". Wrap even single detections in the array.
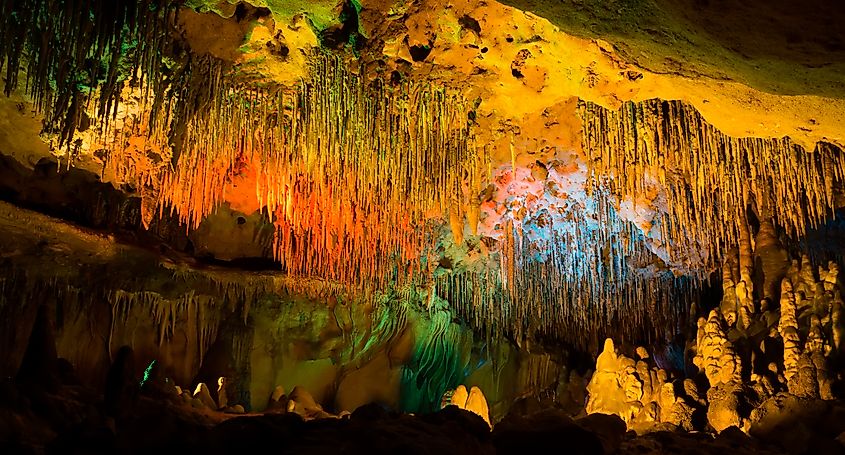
[
  {"xmin": 93, "ymin": 55, "xmax": 484, "ymax": 294},
  {"xmin": 221, "ymin": 152, "xmax": 262, "ymax": 216},
  {"xmin": 264, "ymin": 170, "xmax": 427, "ymax": 289}
]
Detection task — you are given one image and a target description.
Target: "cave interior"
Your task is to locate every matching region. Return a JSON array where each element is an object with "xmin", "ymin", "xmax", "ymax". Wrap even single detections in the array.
[{"xmin": 1, "ymin": 0, "xmax": 845, "ymax": 453}]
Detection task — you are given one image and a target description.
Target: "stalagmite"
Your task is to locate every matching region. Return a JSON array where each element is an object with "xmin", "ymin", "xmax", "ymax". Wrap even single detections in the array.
[
  {"xmin": 805, "ymin": 316, "xmax": 825, "ymax": 355},
  {"xmin": 720, "ymin": 253, "xmax": 739, "ymax": 327},
  {"xmin": 586, "ymin": 339, "xmax": 695, "ymax": 431},
  {"xmin": 833, "ymin": 291, "xmax": 844, "ymax": 352},
  {"xmin": 2, "ymin": 0, "xmax": 845, "ymax": 451},
  {"xmin": 450, "ymin": 385, "xmax": 469, "ymax": 410},
  {"xmin": 695, "ymin": 310, "xmax": 741, "ymax": 387},
  {"xmin": 737, "ymin": 219, "xmax": 755, "ymax": 329},
  {"xmin": 267, "ymin": 385, "xmax": 287, "ymax": 411},
  {"xmin": 754, "ymin": 220, "xmax": 789, "ymax": 303},
  {"xmin": 822, "ymin": 262, "xmax": 840, "ymax": 292},
  {"xmin": 465, "ymin": 386, "xmax": 491, "ymax": 427},
  {"xmin": 443, "ymin": 384, "xmax": 491, "ymax": 426},
  {"xmin": 193, "ymin": 383, "xmax": 216, "ymax": 409},
  {"xmin": 217, "ymin": 377, "xmax": 228, "ymax": 409},
  {"xmin": 586, "ymin": 339, "xmax": 642, "ymax": 425},
  {"xmin": 779, "ymin": 279, "xmax": 801, "ymax": 384}
]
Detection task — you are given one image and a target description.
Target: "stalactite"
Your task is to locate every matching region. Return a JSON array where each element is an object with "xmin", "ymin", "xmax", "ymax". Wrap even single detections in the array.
[
  {"xmin": 580, "ymin": 100, "xmax": 845, "ymax": 275},
  {"xmin": 10, "ymin": 1, "xmax": 844, "ymax": 354},
  {"xmin": 516, "ymin": 354, "xmax": 561, "ymax": 394},
  {"xmin": 99, "ymin": 54, "xmax": 484, "ymax": 295},
  {"xmin": 438, "ymin": 184, "xmax": 698, "ymax": 349},
  {"xmin": 110, "ymin": 288, "xmax": 220, "ymax": 360},
  {"xmin": 0, "ymin": 0, "xmax": 175, "ymax": 149}
]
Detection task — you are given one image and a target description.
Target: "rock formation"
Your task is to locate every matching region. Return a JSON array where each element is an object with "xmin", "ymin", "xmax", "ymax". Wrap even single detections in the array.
[
  {"xmin": 587, "ymin": 244, "xmax": 845, "ymax": 435},
  {"xmin": 193, "ymin": 383, "xmax": 217, "ymax": 410},
  {"xmin": 443, "ymin": 385, "xmax": 492, "ymax": 426},
  {"xmin": 0, "ymin": 0, "xmax": 844, "ymax": 453},
  {"xmin": 695, "ymin": 310, "xmax": 742, "ymax": 388},
  {"xmin": 217, "ymin": 377, "xmax": 228, "ymax": 409},
  {"xmin": 585, "ymin": 339, "xmax": 700, "ymax": 432}
]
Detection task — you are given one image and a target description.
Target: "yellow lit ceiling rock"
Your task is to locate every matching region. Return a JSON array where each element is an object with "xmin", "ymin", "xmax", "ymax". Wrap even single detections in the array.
[
  {"xmin": 353, "ymin": 0, "xmax": 845, "ymax": 151},
  {"xmin": 179, "ymin": 0, "xmax": 845, "ymax": 151}
]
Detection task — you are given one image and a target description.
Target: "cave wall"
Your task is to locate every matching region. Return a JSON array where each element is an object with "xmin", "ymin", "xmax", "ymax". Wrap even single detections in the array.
[{"xmin": 0, "ymin": 199, "xmax": 568, "ymax": 420}]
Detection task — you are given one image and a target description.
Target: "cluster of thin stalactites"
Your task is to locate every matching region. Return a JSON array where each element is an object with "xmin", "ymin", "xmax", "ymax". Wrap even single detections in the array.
[
  {"xmin": 580, "ymin": 100, "xmax": 845, "ymax": 274},
  {"xmin": 3, "ymin": 1, "xmax": 845, "ymax": 347}
]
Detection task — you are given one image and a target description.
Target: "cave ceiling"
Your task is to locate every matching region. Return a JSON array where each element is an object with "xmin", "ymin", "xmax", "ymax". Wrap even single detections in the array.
[{"xmin": 0, "ymin": 0, "xmax": 844, "ymax": 349}]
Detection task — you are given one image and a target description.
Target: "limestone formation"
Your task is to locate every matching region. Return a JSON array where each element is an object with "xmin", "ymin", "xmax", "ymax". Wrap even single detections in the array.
[
  {"xmin": 780, "ymin": 277, "xmax": 808, "ymax": 393},
  {"xmin": 442, "ymin": 384, "xmax": 492, "ymax": 426},
  {"xmin": 271, "ymin": 385, "xmax": 286, "ymax": 403},
  {"xmin": 450, "ymin": 385, "xmax": 469, "ymax": 412},
  {"xmin": 706, "ymin": 385, "xmax": 744, "ymax": 432},
  {"xmin": 465, "ymin": 387, "xmax": 491, "ymax": 426},
  {"xmin": 217, "ymin": 377, "xmax": 228, "ymax": 409},
  {"xmin": 585, "ymin": 339, "xmax": 696, "ymax": 432},
  {"xmin": 833, "ymin": 292, "xmax": 844, "ymax": 352},
  {"xmin": 587, "ymin": 250, "xmax": 845, "ymax": 435},
  {"xmin": 193, "ymin": 383, "xmax": 217, "ymax": 409},
  {"xmin": 266, "ymin": 385, "xmax": 287, "ymax": 412},
  {"xmin": 694, "ymin": 310, "xmax": 741, "ymax": 387},
  {"xmin": 1, "ymin": 0, "xmax": 845, "ymax": 452}
]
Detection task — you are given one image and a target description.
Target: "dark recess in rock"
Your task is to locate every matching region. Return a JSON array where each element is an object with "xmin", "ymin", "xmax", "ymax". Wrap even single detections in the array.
[
  {"xmin": 234, "ymin": 2, "xmax": 271, "ymax": 22},
  {"xmin": 459, "ymin": 15, "xmax": 482, "ymax": 35},
  {"xmin": 318, "ymin": 0, "xmax": 366, "ymax": 53},
  {"xmin": 409, "ymin": 43, "xmax": 434, "ymax": 62}
]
